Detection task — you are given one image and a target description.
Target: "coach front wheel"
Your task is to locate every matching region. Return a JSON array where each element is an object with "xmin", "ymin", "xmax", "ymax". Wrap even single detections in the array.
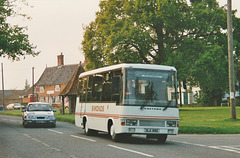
[
  {"xmin": 156, "ymin": 134, "xmax": 167, "ymax": 143},
  {"xmin": 110, "ymin": 124, "xmax": 120, "ymax": 142}
]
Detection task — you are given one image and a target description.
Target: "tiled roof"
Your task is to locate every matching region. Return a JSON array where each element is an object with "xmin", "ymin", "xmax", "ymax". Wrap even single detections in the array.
[
  {"xmin": 35, "ymin": 64, "xmax": 79, "ymax": 86},
  {"xmin": 0, "ymin": 90, "xmax": 25, "ymax": 100},
  {"xmin": 59, "ymin": 65, "xmax": 84, "ymax": 96}
]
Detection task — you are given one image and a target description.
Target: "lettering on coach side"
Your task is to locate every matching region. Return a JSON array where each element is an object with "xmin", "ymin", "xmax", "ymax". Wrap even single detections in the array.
[{"xmin": 92, "ymin": 105, "xmax": 104, "ymax": 112}]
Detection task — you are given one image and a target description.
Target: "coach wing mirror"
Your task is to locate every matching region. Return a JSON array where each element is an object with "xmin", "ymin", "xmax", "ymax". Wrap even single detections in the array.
[{"xmin": 22, "ymin": 109, "xmax": 26, "ymax": 112}]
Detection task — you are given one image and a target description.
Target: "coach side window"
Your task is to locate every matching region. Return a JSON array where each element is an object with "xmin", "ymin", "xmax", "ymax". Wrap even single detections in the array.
[
  {"xmin": 79, "ymin": 77, "xmax": 87, "ymax": 102},
  {"xmin": 112, "ymin": 70, "xmax": 122, "ymax": 104},
  {"xmin": 102, "ymin": 72, "xmax": 113, "ymax": 101},
  {"xmin": 92, "ymin": 74, "xmax": 104, "ymax": 101},
  {"xmin": 87, "ymin": 76, "xmax": 93, "ymax": 101}
]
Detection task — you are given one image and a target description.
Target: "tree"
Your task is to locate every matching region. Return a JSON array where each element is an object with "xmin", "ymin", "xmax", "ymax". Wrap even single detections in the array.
[
  {"xmin": 24, "ymin": 79, "xmax": 30, "ymax": 90},
  {"xmin": 82, "ymin": 0, "xmax": 192, "ymax": 69},
  {"xmin": 0, "ymin": 0, "xmax": 39, "ymax": 60},
  {"xmin": 82, "ymin": 0, "xmax": 240, "ymax": 106}
]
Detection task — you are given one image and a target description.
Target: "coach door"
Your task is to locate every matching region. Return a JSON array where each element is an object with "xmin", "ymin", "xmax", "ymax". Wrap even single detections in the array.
[{"xmin": 79, "ymin": 77, "xmax": 89, "ymax": 117}]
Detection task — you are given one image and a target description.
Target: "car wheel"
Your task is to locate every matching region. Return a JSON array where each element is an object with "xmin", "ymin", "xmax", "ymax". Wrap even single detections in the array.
[
  {"xmin": 52, "ymin": 123, "xmax": 56, "ymax": 128},
  {"xmin": 23, "ymin": 122, "xmax": 28, "ymax": 128}
]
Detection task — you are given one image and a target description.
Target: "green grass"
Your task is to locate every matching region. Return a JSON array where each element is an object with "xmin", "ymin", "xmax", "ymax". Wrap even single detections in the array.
[
  {"xmin": 1, "ymin": 107, "xmax": 240, "ymax": 134},
  {"xmin": 55, "ymin": 109, "xmax": 75, "ymax": 124},
  {"xmin": 179, "ymin": 107, "xmax": 240, "ymax": 134}
]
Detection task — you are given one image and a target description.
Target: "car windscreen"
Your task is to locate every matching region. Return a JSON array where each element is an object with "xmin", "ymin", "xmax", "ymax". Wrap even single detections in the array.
[{"xmin": 27, "ymin": 104, "xmax": 52, "ymax": 111}]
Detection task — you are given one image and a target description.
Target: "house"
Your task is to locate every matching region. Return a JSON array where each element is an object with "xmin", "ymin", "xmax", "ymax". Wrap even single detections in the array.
[
  {"xmin": 59, "ymin": 64, "xmax": 84, "ymax": 113},
  {"xmin": 0, "ymin": 90, "xmax": 25, "ymax": 108},
  {"xmin": 34, "ymin": 53, "xmax": 83, "ymax": 113},
  {"xmin": 178, "ymin": 84, "xmax": 200, "ymax": 106}
]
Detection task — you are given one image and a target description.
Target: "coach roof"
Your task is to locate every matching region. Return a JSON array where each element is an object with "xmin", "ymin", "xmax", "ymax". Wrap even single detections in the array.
[{"xmin": 79, "ymin": 63, "xmax": 176, "ymax": 77}]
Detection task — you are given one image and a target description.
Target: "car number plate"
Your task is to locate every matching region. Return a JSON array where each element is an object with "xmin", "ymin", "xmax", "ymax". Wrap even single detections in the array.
[
  {"xmin": 144, "ymin": 128, "xmax": 159, "ymax": 133},
  {"xmin": 36, "ymin": 120, "xmax": 46, "ymax": 123}
]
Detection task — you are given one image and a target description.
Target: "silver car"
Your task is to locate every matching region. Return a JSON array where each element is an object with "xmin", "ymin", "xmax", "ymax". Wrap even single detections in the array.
[
  {"xmin": 6, "ymin": 103, "xmax": 21, "ymax": 110},
  {"xmin": 22, "ymin": 102, "xmax": 56, "ymax": 128}
]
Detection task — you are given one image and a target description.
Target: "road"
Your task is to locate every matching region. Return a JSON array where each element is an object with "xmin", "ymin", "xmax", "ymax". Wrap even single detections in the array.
[{"xmin": 1, "ymin": 115, "xmax": 240, "ymax": 158}]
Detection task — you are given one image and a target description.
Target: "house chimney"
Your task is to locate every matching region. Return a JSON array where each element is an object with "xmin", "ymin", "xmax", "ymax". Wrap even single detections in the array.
[{"xmin": 57, "ymin": 53, "xmax": 64, "ymax": 66}]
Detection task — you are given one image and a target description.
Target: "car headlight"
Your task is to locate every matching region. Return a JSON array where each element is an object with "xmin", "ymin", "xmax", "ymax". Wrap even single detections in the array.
[
  {"xmin": 126, "ymin": 119, "xmax": 138, "ymax": 126},
  {"xmin": 27, "ymin": 115, "xmax": 36, "ymax": 119},
  {"xmin": 167, "ymin": 121, "xmax": 177, "ymax": 127},
  {"xmin": 46, "ymin": 115, "xmax": 55, "ymax": 120}
]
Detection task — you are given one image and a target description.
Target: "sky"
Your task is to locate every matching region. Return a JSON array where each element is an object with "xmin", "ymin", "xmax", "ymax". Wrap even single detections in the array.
[{"xmin": 0, "ymin": 0, "xmax": 240, "ymax": 90}]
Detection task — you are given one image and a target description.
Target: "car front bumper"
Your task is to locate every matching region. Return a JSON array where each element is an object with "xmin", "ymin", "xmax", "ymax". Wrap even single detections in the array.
[{"xmin": 23, "ymin": 119, "xmax": 56, "ymax": 127}]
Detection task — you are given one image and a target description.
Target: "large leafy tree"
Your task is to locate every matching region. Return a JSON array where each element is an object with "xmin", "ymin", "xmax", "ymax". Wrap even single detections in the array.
[
  {"xmin": 82, "ymin": 0, "xmax": 240, "ymax": 106},
  {"xmin": 0, "ymin": 0, "xmax": 39, "ymax": 60}
]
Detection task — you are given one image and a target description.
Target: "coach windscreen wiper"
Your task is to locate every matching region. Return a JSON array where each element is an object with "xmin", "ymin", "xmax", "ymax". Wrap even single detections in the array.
[{"xmin": 163, "ymin": 101, "xmax": 171, "ymax": 111}]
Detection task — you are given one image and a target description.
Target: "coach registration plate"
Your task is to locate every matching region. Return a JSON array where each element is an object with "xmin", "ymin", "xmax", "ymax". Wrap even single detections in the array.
[{"xmin": 144, "ymin": 128, "xmax": 159, "ymax": 133}]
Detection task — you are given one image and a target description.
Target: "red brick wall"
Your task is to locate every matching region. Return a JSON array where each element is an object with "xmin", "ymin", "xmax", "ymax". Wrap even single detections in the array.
[{"xmin": 36, "ymin": 83, "xmax": 67, "ymax": 108}]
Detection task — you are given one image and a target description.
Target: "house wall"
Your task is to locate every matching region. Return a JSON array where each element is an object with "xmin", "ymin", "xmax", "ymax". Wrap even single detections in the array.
[
  {"xmin": 36, "ymin": 83, "xmax": 68, "ymax": 108},
  {"xmin": 178, "ymin": 84, "xmax": 200, "ymax": 105}
]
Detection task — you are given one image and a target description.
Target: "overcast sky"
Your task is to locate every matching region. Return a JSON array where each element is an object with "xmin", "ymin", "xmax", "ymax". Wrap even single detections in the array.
[{"xmin": 0, "ymin": 0, "xmax": 240, "ymax": 90}]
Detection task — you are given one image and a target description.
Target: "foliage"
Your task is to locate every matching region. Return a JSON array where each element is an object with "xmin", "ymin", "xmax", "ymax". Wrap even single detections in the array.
[
  {"xmin": 24, "ymin": 79, "xmax": 30, "ymax": 90},
  {"xmin": 0, "ymin": 0, "xmax": 39, "ymax": 60},
  {"xmin": 82, "ymin": 0, "xmax": 240, "ymax": 106}
]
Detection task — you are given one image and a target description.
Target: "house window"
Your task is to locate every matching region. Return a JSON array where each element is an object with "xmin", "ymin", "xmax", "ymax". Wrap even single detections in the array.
[
  {"xmin": 55, "ymin": 96, "xmax": 61, "ymax": 104},
  {"xmin": 40, "ymin": 86, "xmax": 44, "ymax": 93},
  {"xmin": 39, "ymin": 97, "xmax": 45, "ymax": 102},
  {"xmin": 49, "ymin": 96, "xmax": 53, "ymax": 105},
  {"xmin": 55, "ymin": 85, "xmax": 60, "ymax": 92}
]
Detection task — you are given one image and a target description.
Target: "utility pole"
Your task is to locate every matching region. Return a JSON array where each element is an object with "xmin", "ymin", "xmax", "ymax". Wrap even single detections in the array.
[
  {"xmin": 32, "ymin": 67, "xmax": 35, "ymax": 102},
  {"xmin": 1, "ymin": 63, "xmax": 4, "ymax": 108},
  {"xmin": 227, "ymin": 0, "xmax": 236, "ymax": 119}
]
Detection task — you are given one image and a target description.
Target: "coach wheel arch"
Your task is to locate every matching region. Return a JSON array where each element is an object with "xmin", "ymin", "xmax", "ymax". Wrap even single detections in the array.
[
  {"xmin": 83, "ymin": 116, "xmax": 87, "ymax": 129},
  {"xmin": 107, "ymin": 119, "xmax": 113, "ymax": 135}
]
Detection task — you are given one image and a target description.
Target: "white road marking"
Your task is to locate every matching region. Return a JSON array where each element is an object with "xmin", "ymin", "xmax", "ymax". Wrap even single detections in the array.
[
  {"xmin": 42, "ymin": 142, "xmax": 50, "ymax": 148},
  {"xmin": 69, "ymin": 155, "xmax": 78, "ymax": 158},
  {"xmin": 209, "ymin": 146, "xmax": 240, "ymax": 154},
  {"xmin": 222, "ymin": 146, "xmax": 240, "ymax": 151},
  {"xmin": 108, "ymin": 144, "xmax": 154, "ymax": 157},
  {"xmin": 23, "ymin": 134, "xmax": 31, "ymax": 138},
  {"xmin": 170, "ymin": 139, "xmax": 240, "ymax": 154},
  {"xmin": 70, "ymin": 135, "xmax": 96, "ymax": 142},
  {"xmin": 23, "ymin": 133, "xmax": 61, "ymax": 152},
  {"xmin": 48, "ymin": 129, "xmax": 64, "ymax": 134}
]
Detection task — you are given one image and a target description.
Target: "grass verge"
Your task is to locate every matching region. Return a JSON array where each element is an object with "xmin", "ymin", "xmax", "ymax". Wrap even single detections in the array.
[
  {"xmin": 1, "ymin": 107, "xmax": 240, "ymax": 134},
  {"xmin": 179, "ymin": 107, "xmax": 240, "ymax": 134}
]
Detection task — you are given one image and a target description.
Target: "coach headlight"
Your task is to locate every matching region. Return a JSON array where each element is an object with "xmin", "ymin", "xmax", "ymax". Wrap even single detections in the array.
[
  {"xmin": 167, "ymin": 121, "xmax": 177, "ymax": 127},
  {"xmin": 126, "ymin": 119, "xmax": 138, "ymax": 126}
]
